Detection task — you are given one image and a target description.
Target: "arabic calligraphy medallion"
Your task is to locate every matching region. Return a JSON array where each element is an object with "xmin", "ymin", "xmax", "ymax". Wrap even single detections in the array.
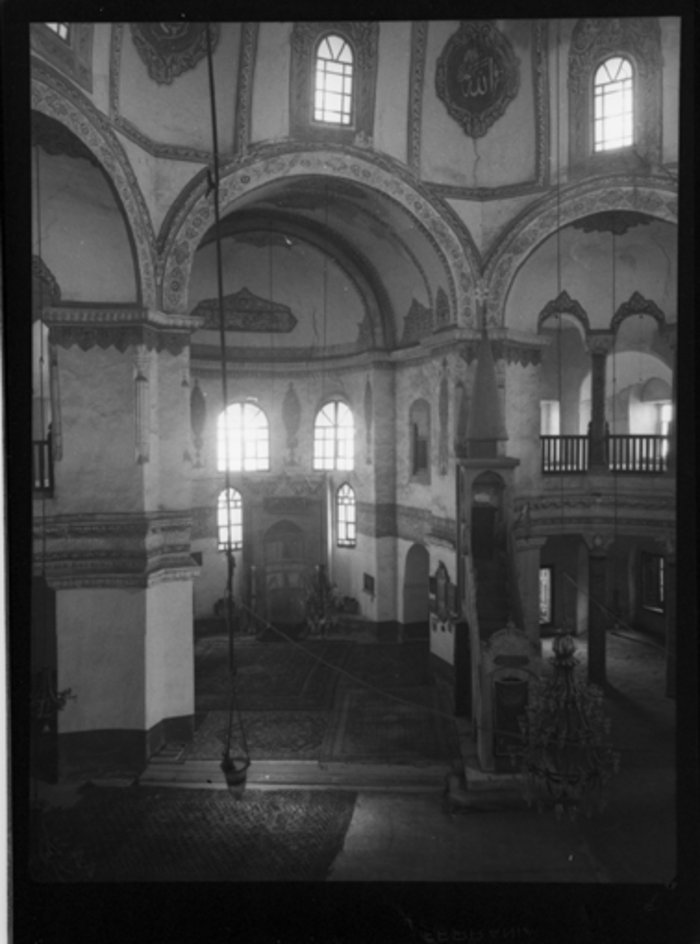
[{"xmin": 435, "ymin": 21, "xmax": 520, "ymax": 139}]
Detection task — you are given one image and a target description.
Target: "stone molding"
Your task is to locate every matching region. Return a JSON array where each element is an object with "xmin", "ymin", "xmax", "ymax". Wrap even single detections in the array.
[
  {"xmin": 537, "ymin": 290, "xmax": 590, "ymax": 334},
  {"xmin": 407, "ymin": 22, "xmax": 428, "ymax": 171},
  {"xmin": 159, "ymin": 143, "xmax": 479, "ymax": 323},
  {"xmin": 426, "ymin": 21, "xmax": 550, "ymax": 201},
  {"xmin": 31, "ymin": 58, "xmax": 159, "ymax": 309},
  {"xmin": 33, "ymin": 511, "xmax": 196, "ymax": 587},
  {"xmin": 459, "ymin": 332, "xmax": 548, "ymax": 366},
  {"xmin": 484, "ymin": 174, "xmax": 677, "ymax": 326},
  {"xmin": 611, "ymin": 291, "xmax": 666, "ymax": 334},
  {"xmin": 43, "ymin": 306, "xmax": 203, "ymax": 355},
  {"xmin": 233, "ymin": 24, "xmax": 258, "ymax": 154}
]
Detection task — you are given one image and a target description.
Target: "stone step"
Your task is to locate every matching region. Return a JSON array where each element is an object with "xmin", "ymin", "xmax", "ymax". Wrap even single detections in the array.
[{"xmin": 138, "ymin": 759, "xmax": 455, "ymax": 793}]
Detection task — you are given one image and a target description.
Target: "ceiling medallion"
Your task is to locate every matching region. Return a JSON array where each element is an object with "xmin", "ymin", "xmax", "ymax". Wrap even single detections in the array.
[
  {"xmin": 435, "ymin": 21, "xmax": 520, "ymax": 139},
  {"xmin": 130, "ymin": 23, "xmax": 220, "ymax": 86}
]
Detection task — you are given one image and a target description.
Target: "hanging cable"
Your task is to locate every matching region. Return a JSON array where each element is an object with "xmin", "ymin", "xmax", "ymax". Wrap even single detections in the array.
[
  {"xmin": 611, "ymin": 227, "xmax": 620, "ymax": 621},
  {"xmin": 205, "ymin": 23, "xmax": 250, "ymax": 786}
]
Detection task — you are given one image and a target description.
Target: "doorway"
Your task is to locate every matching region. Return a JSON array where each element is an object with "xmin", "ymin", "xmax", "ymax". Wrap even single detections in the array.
[{"xmin": 402, "ymin": 544, "xmax": 430, "ymax": 640}]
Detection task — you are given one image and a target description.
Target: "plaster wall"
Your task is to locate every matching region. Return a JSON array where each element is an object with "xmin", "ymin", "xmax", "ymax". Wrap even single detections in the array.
[
  {"xmin": 331, "ymin": 530, "xmax": 374, "ymax": 620},
  {"xmin": 420, "ymin": 21, "xmax": 538, "ymax": 190},
  {"xmin": 145, "ymin": 579, "xmax": 195, "ymax": 729},
  {"xmin": 117, "ymin": 24, "xmax": 239, "ymax": 154},
  {"xmin": 189, "ymin": 239, "xmax": 366, "ymax": 352},
  {"xmin": 151, "ymin": 349, "xmax": 192, "ymax": 511},
  {"xmin": 373, "ymin": 21, "xmax": 411, "ymax": 164},
  {"xmin": 250, "ymin": 23, "xmax": 291, "ymax": 143},
  {"xmin": 56, "ymin": 587, "xmax": 146, "ymax": 732},
  {"xmin": 54, "ymin": 346, "xmax": 146, "ymax": 514},
  {"xmin": 660, "ymin": 18, "xmax": 681, "ymax": 166},
  {"xmin": 90, "ymin": 24, "xmax": 114, "ymax": 115},
  {"xmin": 191, "ymin": 537, "xmax": 242, "ymax": 619},
  {"xmin": 32, "ymin": 148, "xmax": 137, "ymax": 304},
  {"xmin": 505, "ymin": 361, "xmax": 542, "ymax": 493}
]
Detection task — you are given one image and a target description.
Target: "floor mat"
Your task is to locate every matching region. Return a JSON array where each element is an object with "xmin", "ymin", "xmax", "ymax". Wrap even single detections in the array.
[
  {"xmin": 195, "ymin": 639, "xmax": 354, "ymax": 711},
  {"xmin": 184, "ymin": 710, "xmax": 330, "ymax": 761},
  {"xmin": 321, "ymin": 685, "xmax": 460, "ymax": 765},
  {"xmin": 31, "ymin": 785, "xmax": 357, "ymax": 882}
]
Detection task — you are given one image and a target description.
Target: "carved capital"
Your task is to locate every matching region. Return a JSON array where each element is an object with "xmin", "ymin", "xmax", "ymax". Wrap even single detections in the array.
[
  {"xmin": 586, "ymin": 331, "xmax": 615, "ymax": 356},
  {"xmin": 43, "ymin": 307, "xmax": 203, "ymax": 356}
]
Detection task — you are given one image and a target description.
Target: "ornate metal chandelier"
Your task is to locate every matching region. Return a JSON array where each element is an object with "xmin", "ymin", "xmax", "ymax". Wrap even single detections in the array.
[{"xmin": 516, "ymin": 631, "xmax": 620, "ymax": 819}]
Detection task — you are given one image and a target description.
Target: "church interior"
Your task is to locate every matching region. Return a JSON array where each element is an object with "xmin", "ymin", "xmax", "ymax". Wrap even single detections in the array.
[{"xmin": 21, "ymin": 17, "xmax": 694, "ymax": 901}]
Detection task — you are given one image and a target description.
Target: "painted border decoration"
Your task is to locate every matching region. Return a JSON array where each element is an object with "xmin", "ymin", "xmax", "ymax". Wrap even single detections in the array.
[
  {"xmin": 130, "ymin": 23, "xmax": 220, "ymax": 86},
  {"xmin": 435, "ymin": 21, "xmax": 520, "ymax": 139}
]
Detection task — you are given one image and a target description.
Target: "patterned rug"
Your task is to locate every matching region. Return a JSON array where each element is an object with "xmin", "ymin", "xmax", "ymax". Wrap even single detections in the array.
[
  {"xmin": 341, "ymin": 640, "xmax": 431, "ymax": 688},
  {"xmin": 320, "ymin": 684, "xmax": 461, "ymax": 765},
  {"xmin": 31, "ymin": 784, "xmax": 357, "ymax": 882},
  {"xmin": 195, "ymin": 639, "xmax": 354, "ymax": 711},
  {"xmin": 184, "ymin": 710, "xmax": 330, "ymax": 761}
]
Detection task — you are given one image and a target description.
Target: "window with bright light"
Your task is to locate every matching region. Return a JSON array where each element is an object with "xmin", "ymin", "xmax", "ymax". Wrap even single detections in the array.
[
  {"xmin": 641, "ymin": 552, "xmax": 664, "ymax": 612},
  {"xmin": 593, "ymin": 56, "xmax": 633, "ymax": 152},
  {"xmin": 313, "ymin": 400, "xmax": 354, "ymax": 471},
  {"xmin": 46, "ymin": 23, "xmax": 70, "ymax": 40},
  {"xmin": 218, "ymin": 488, "xmax": 243, "ymax": 551},
  {"xmin": 217, "ymin": 402, "xmax": 269, "ymax": 472},
  {"xmin": 314, "ymin": 34, "xmax": 354, "ymax": 125},
  {"xmin": 539, "ymin": 566, "xmax": 553, "ymax": 625},
  {"xmin": 540, "ymin": 400, "xmax": 561, "ymax": 436},
  {"xmin": 337, "ymin": 484, "xmax": 357, "ymax": 547}
]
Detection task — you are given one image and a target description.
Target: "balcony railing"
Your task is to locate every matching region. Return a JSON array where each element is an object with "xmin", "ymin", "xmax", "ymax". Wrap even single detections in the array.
[
  {"xmin": 541, "ymin": 435, "xmax": 589, "ymax": 473},
  {"xmin": 33, "ymin": 439, "xmax": 54, "ymax": 494},
  {"xmin": 541, "ymin": 434, "xmax": 669, "ymax": 475},
  {"xmin": 607, "ymin": 435, "xmax": 668, "ymax": 473}
]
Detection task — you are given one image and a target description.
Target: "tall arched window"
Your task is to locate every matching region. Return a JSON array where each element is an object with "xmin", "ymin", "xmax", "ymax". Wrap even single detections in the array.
[
  {"xmin": 314, "ymin": 34, "xmax": 354, "ymax": 125},
  {"xmin": 217, "ymin": 402, "xmax": 269, "ymax": 471},
  {"xmin": 337, "ymin": 484, "xmax": 357, "ymax": 547},
  {"xmin": 314, "ymin": 400, "xmax": 354, "ymax": 470},
  {"xmin": 593, "ymin": 56, "xmax": 633, "ymax": 152},
  {"xmin": 218, "ymin": 488, "xmax": 243, "ymax": 551}
]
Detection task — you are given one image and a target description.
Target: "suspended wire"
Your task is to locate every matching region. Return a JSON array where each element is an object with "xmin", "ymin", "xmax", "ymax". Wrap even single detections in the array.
[
  {"xmin": 611, "ymin": 227, "xmax": 620, "ymax": 619},
  {"xmin": 205, "ymin": 25, "xmax": 248, "ymax": 775}
]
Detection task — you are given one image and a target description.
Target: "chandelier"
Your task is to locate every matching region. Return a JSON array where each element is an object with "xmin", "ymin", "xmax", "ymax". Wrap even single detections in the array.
[{"xmin": 516, "ymin": 631, "xmax": 620, "ymax": 820}]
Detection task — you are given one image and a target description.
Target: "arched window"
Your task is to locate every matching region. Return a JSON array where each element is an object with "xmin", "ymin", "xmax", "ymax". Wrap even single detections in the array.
[
  {"xmin": 593, "ymin": 56, "xmax": 633, "ymax": 152},
  {"xmin": 218, "ymin": 488, "xmax": 243, "ymax": 551},
  {"xmin": 314, "ymin": 400, "xmax": 354, "ymax": 470},
  {"xmin": 314, "ymin": 34, "xmax": 354, "ymax": 125},
  {"xmin": 217, "ymin": 402, "xmax": 269, "ymax": 472},
  {"xmin": 337, "ymin": 484, "xmax": 357, "ymax": 548}
]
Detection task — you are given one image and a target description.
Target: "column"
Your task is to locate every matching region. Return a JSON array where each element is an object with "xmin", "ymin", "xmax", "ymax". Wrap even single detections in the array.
[
  {"xmin": 586, "ymin": 333, "xmax": 614, "ymax": 471},
  {"xmin": 585, "ymin": 533, "xmax": 611, "ymax": 686},
  {"xmin": 515, "ymin": 536, "xmax": 547, "ymax": 644},
  {"xmin": 38, "ymin": 307, "xmax": 202, "ymax": 776}
]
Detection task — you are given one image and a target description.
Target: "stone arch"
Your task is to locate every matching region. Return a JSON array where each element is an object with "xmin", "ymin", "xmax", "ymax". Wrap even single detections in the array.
[
  {"xmin": 536, "ymin": 290, "xmax": 590, "ymax": 337},
  {"xmin": 610, "ymin": 291, "xmax": 666, "ymax": 334},
  {"xmin": 159, "ymin": 145, "xmax": 480, "ymax": 321},
  {"xmin": 31, "ymin": 61, "xmax": 158, "ymax": 308},
  {"xmin": 483, "ymin": 175, "xmax": 677, "ymax": 327}
]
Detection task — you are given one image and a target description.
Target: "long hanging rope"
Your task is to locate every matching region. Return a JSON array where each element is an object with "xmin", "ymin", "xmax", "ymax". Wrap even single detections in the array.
[
  {"xmin": 205, "ymin": 23, "xmax": 249, "ymax": 767},
  {"xmin": 611, "ymin": 228, "xmax": 620, "ymax": 619}
]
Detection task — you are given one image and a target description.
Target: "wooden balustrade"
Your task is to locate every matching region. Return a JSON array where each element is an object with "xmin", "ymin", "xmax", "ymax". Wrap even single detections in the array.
[
  {"xmin": 541, "ymin": 435, "xmax": 589, "ymax": 473},
  {"xmin": 607, "ymin": 435, "xmax": 668, "ymax": 473}
]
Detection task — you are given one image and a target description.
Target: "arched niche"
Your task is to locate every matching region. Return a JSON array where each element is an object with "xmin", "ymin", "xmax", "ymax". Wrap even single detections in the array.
[{"xmin": 403, "ymin": 544, "xmax": 430, "ymax": 637}]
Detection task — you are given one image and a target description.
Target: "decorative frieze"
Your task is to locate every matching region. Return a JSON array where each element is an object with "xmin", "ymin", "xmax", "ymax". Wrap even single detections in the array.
[
  {"xmin": 282, "ymin": 382, "xmax": 302, "ymax": 465},
  {"xmin": 407, "ymin": 22, "xmax": 428, "ymax": 171},
  {"xmin": 459, "ymin": 335, "xmax": 545, "ymax": 367},
  {"xmin": 233, "ymin": 24, "xmax": 259, "ymax": 155},
  {"xmin": 537, "ymin": 291, "xmax": 590, "ymax": 334},
  {"xmin": 42, "ymin": 307, "xmax": 202, "ymax": 356},
  {"xmin": 33, "ymin": 511, "xmax": 195, "ymax": 588},
  {"xmin": 356, "ymin": 500, "xmax": 456, "ymax": 544},
  {"xmin": 611, "ymin": 291, "xmax": 666, "ymax": 333},
  {"xmin": 192, "ymin": 288, "xmax": 298, "ymax": 333}
]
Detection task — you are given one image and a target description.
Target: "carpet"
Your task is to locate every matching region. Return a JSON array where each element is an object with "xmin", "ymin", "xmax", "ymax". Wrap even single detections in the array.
[
  {"xmin": 31, "ymin": 784, "xmax": 357, "ymax": 882},
  {"xmin": 341, "ymin": 641, "xmax": 431, "ymax": 688},
  {"xmin": 195, "ymin": 639, "xmax": 354, "ymax": 711},
  {"xmin": 320, "ymin": 685, "xmax": 461, "ymax": 765},
  {"xmin": 184, "ymin": 710, "xmax": 330, "ymax": 761}
]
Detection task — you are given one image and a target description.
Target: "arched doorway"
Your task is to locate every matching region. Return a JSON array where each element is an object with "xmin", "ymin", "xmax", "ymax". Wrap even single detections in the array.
[{"xmin": 403, "ymin": 544, "xmax": 430, "ymax": 640}]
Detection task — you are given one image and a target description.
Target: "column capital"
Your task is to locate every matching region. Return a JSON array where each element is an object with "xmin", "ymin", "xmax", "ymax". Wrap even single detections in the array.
[
  {"xmin": 585, "ymin": 331, "xmax": 615, "ymax": 356},
  {"xmin": 582, "ymin": 531, "xmax": 614, "ymax": 554}
]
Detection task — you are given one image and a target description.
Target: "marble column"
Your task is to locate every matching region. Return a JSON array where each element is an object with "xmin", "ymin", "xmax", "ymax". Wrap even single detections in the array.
[{"xmin": 586, "ymin": 333, "xmax": 614, "ymax": 471}]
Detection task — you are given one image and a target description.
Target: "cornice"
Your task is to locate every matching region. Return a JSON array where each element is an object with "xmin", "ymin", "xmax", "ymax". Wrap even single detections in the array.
[{"xmin": 43, "ymin": 306, "xmax": 203, "ymax": 354}]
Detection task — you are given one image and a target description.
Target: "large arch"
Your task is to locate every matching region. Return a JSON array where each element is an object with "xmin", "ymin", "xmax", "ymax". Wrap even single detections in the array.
[
  {"xmin": 159, "ymin": 145, "xmax": 480, "ymax": 322},
  {"xmin": 31, "ymin": 59, "xmax": 158, "ymax": 308},
  {"xmin": 483, "ymin": 174, "xmax": 677, "ymax": 326}
]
